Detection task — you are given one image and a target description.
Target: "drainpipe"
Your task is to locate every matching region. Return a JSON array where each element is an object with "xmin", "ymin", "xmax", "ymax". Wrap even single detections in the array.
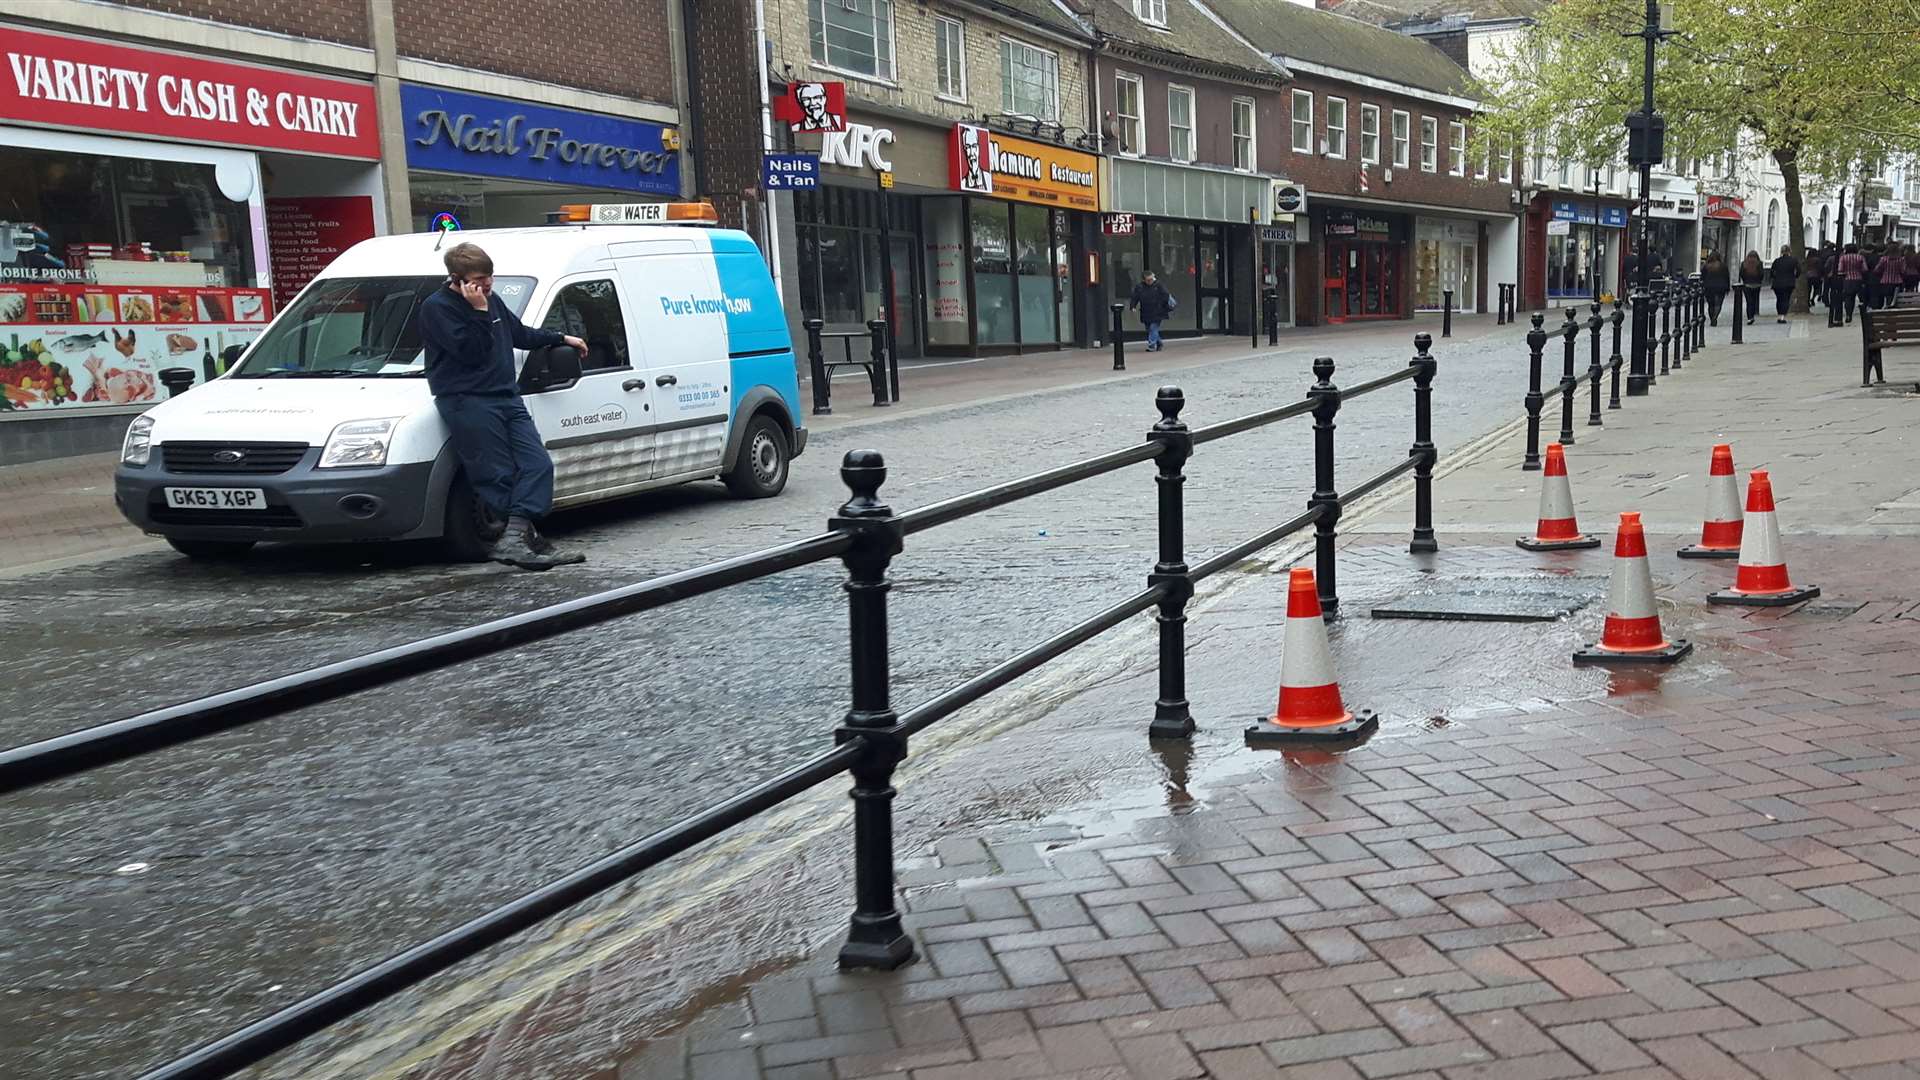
[{"xmin": 755, "ymin": 0, "xmax": 784, "ymax": 299}]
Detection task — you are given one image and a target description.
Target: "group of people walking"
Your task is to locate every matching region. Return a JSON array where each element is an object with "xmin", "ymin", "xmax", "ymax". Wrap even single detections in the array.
[{"xmin": 1696, "ymin": 240, "xmax": 1918, "ymax": 327}]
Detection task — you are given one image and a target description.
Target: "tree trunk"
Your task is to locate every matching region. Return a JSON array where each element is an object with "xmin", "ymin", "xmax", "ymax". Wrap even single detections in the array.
[{"xmin": 1774, "ymin": 144, "xmax": 1810, "ymax": 314}]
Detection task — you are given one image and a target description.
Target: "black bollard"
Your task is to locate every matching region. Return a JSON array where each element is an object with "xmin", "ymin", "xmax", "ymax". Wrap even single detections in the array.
[
  {"xmin": 1658, "ymin": 285, "xmax": 1672, "ymax": 377},
  {"xmin": 1558, "ymin": 308, "xmax": 1578, "ymax": 446},
  {"xmin": 1587, "ymin": 301, "xmax": 1604, "ymax": 426},
  {"xmin": 1523, "ymin": 312, "xmax": 1547, "ymax": 471},
  {"xmin": 1732, "ymin": 292, "xmax": 1744, "ymax": 344},
  {"xmin": 1308, "ymin": 357, "xmax": 1341, "ymax": 617},
  {"xmin": 1409, "ymin": 333, "xmax": 1439, "ymax": 554},
  {"xmin": 805, "ymin": 317, "xmax": 831, "ymax": 415},
  {"xmin": 1265, "ymin": 288, "xmax": 1279, "ymax": 346},
  {"xmin": 866, "ymin": 319, "xmax": 892, "ymax": 406},
  {"xmin": 1673, "ymin": 284, "xmax": 1687, "ymax": 370},
  {"xmin": 1442, "ymin": 288, "xmax": 1454, "ymax": 338},
  {"xmin": 1110, "ymin": 303, "xmax": 1126, "ymax": 371},
  {"xmin": 1608, "ymin": 299, "xmax": 1624, "ymax": 410},
  {"xmin": 1147, "ymin": 387, "xmax": 1196, "ymax": 740}
]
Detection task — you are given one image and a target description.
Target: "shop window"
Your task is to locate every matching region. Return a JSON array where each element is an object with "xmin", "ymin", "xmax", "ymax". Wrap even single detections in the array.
[
  {"xmin": 1000, "ymin": 38, "xmax": 1059, "ymax": 121},
  {"xmin": 541, "ymin": 279, "xmax": 630, "ymax": 372},
  {"xmin": 1326, "ymin": 98, "xmax": 1347, "ymax": 159},
  {"xmin": 1449, "ymin": 121, "xmax": 1466, "ymax": 176},
  {"xmin": 1115, "ymin": 74, "xmax": 1145, "ymax": 155},
  {"xmin": 922, "ymin": 198, "xmax": 969, "ymax": 347},
  {"xmin": 1168, "ymin": 86, "xmax": 1195, "ymax": 164},
  {"xmin": 935, "ymin": 16, "xmax": 967, "ymax": 101},
  {"xmin": 1014, "ymin": 204, "xmax": 1056, "ymax": 345},
  {"xmin": 1156, "ymin": 221, "xmax": 1197, "ymax": 327},
  {"xmin": 1420, "ymin": 117, "xmax": 1438, "ymax": 173},
  {"xmin": 0, "ymin": 146, "xmax": 257, "ymax": 289},
  {"xmin": 1291, "ymin": 90, "xmax": 1313, "ymax": 154},
  {"xmin": 1391, "ymin": 110, "xmax": 1410, "ymax": 169},
  {"xmin": 1232, "ymin": 98, "xmax": 1256, "ymax": 172},
  {"xmin": 1360, "ymin": 104, "xmax": 1380, "ymax": 165},
  {"xmin": 808, "ymin": 0, "xmax": 895, "ymax": 80},
  {"xmin": 802, "ymin": 225, "xmax": 866, "ymax": 327},
  {"xmin": 971, "ymin": 200, "xmax": 1015, "ymax": 344}
]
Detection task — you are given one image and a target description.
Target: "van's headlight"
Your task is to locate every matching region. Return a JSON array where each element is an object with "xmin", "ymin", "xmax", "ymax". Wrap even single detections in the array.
[
  {"xmin": 318, "ymin": 417, "xmax": 400, "ymax": 469},
  {"xmin": 122, "ymin": 415, "xmax": 155, "ymax": 465}
]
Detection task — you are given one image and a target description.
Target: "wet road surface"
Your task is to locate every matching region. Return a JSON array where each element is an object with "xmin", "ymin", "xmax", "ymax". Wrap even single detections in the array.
[{"xmin": 2, "ymin": 326, "xmax": 1537, "ymax": 1079}]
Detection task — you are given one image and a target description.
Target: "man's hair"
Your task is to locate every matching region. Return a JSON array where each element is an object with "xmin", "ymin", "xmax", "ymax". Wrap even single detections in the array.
[{"xmin": 444, "ymin": 242, "xmax": 493, "ymax": 279}]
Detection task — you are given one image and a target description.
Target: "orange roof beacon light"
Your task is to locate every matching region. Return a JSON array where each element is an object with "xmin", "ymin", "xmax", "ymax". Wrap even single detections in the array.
[{"xmin": 553, "ymin": 201, "xmax": 719, "ymax": 225}]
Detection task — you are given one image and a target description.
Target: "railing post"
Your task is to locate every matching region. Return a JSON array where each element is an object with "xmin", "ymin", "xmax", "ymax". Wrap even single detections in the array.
[
  {"xmin": 1587, "ymin": 301, "xmax": 1604, "ymax": 426},
  {"xmin": 832, "ymin": 450, "xmax": 914, "ymax": 971},
  {"xmin": 1694, "ymin": 279, "xmax": 1707, "ymax": 351},
  {"xmin": 1558, "ymin": 308, "xmax": 1578, "ymax": 446},
  {"xmin": 1409, "ymin": 333, "xmax": 1439, "ymax": 554},
  {"xmin": 866, "ymin": 319, "xmax": 891, "ymax": 407},
  {"xmin": 1442, "ymin": 288, "xmax": 1454, "ymax": 338},
  {"xmin": 1309, "ymin": 356, "xmax": 1342, "ymax": 617},
  {"xmin": 1674, "ymin": 283, "xmax": 1688, "ymax": 369},
  {"xmin": 1608, "ymin": 298, "xmax": 1624, "ymax": 410},
  {"xmin": 1658, "ymin": 284, "xmax": 1672, "ymax": 377},
  {"xmin": 1147, "ymin": 387, "xmax": 1196, "ymax": 740},
  {"xmin": 1523, "ymin": 312, "xmax": 1546, "ymax": 470},
  {"xmin": 1111, "ymin": 303, "xmax": 1126, "ymax": 371},
  {"xmin": 806, "ymin": 317, "xmax": 831, "ymax": 416}
]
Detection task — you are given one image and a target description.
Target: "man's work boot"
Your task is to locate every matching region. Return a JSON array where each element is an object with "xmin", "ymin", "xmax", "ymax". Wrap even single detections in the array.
[
  {"xmin": 491, "ymin": 516, "xmax": 563, "ymax": 571},
  {"xmin": 527, "ymin": 522, "xmax": 585, "ymax": 565}
]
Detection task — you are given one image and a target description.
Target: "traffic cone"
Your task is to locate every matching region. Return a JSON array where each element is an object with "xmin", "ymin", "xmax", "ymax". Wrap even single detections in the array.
[
  {"xmin": 1246, "ymin": 568, "xmax": 1377, "ymax": 747},
  {"xmin": 1677, "ymin": 444, "xmax": 1743, "ymax": 559},
  {"xmin": 1708, "ymin": 470, "xmax": 1820, "ymax": 606},
  {"xmin": 1574, "ymin": 512, "xmax": 1693, "ymax": 664},
  {"xmin": 1517, "ymin": 444, "xmax": 1602, "ymax": 551}
]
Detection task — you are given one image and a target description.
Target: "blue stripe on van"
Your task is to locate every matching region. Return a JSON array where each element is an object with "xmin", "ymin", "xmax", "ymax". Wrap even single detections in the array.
[{"xmin": 712, "ymin": 233, "xmax": 804, "ymax": 430}]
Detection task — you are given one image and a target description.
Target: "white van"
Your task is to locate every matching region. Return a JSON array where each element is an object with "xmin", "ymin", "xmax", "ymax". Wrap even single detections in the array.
[{"xmin": 114, "ymin": 203, "xmax": 807, "ymax": 560}]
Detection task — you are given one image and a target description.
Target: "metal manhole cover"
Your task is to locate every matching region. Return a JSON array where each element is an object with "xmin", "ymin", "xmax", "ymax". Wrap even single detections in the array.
[{"xmin": 1372, "ymin": 579, "xmax": 1601, "ymax": 622}]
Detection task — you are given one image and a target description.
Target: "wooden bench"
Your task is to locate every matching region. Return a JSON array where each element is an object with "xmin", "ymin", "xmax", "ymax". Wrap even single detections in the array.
[{"xmin": 1861, "ymin": 302, "xmax": 1920, "ymax": 386}]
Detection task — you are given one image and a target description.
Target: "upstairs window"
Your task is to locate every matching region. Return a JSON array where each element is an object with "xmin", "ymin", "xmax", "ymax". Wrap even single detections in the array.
[
  {"xmin": 1001, "ymin": 38, "xmax": 1059, "ymax": 120},
  {"xmin": 808, "ymin": 0, "xmax": 895, "ymax": 80}
]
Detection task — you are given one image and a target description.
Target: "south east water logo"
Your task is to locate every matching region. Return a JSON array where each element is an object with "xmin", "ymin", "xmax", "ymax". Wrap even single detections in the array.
[{"xmin": 659, "ymin": 295, "xmax": 753, "ymax": 316}]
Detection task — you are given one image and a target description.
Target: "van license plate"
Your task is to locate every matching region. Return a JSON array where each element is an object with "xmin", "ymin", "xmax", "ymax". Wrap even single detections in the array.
[{"xmin": 165, "ymin": 487, "xmax": 267, "ymax": 510}]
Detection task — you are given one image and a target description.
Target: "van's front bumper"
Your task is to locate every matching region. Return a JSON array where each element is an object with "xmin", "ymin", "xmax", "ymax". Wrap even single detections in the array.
[{"xmin": 115, "ymin": 447, "xmax": 439, "ymax": 543}]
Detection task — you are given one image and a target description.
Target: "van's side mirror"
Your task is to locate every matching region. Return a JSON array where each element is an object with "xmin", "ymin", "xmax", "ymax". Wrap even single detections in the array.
[{"xmin": 519, "ymin": 345, "xmax": 582, "ymax": 393}]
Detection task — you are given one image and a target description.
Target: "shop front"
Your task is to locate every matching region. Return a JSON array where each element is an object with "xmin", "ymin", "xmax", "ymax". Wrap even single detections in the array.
[
  {"xmin": 1412, "ymin": 216, "xmax": 1483, "ymax": 313},
  {"xmin": 1644, "ymin": 181, "xmax": 1700, "ymax": 274},
  {"xmin": 1102, "ymin": 158, "xmax": 1273, "ymax": 341},
  {"xmin": 1318, "ymin": 207, "xmax": 1409, "ymax": 322},
  {"xmin": 0, "ymin": 23, "xmax": 381, "ymax": 461},
  {"xmin": 1545, "ymin": 199, "xmax": 1628, "ymax": 302},
  {"xmin": 399, "ymin": 84, "xmax": 680, "ymax": 234},
  {"xmin": 920, "ymin": 124, "xmax": 1100, "ymax": 356},
  {"xmin": 1702, "ymin": 194, "xmax": 1745, "ymax": 264},
  {"xmin": 1259, "ymin": 222, "xmax": 1299, "ymax": 330}
]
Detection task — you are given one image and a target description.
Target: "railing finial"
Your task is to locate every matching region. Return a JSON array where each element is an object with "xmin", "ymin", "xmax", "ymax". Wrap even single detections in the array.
[{"xmin": 839, "ymin": 450, "xmax": 889, "ymax": 518}]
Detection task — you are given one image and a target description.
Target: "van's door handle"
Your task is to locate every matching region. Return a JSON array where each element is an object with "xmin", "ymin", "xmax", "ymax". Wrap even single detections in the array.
[
  {"xmin": 655, "ymin": 374, "xmax": 678, "ymax": 387},
  {"xmin": 622, "ymin": 378, "xmax": 645, "ymax": 392}
]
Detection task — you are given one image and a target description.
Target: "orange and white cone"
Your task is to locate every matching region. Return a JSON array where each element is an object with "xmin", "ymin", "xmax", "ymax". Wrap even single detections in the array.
[
  {"xmin": 1246, "ymin": 567, "xmax": 1377, "ymax": 746},
  {"xmin": 1574, "ymin": 512, "xmax": 1693, "ymax": 664},
  {"xmin": 1517, "ymin": 443, "xmax": 1602, "ymax": 551},
  {"xmin": 1708, "ymin": 470, "xmax": 1820, "ymax": 606},
  {"xmin": 1678, "ymin": 445, "xmax": 1743, "ymax": 559}
]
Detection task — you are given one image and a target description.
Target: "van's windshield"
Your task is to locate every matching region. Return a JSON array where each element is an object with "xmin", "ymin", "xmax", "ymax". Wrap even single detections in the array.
[{"xmin": 231, "ymin": 276, "xmax": 535, "ymax": 378}]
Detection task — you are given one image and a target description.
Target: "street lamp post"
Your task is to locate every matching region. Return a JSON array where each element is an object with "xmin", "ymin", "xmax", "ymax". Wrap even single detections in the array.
[{"xmin": 1623, "ymin": 0, "xmax": 1673, "ymax": 397}]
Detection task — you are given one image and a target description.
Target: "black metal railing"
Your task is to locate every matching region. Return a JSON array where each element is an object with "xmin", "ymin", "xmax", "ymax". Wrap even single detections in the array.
[
  {"xmin": 1, "ymin": 334, "xmax": 1444, "ymax": 1080},
  {"xmin": 1519, "ymin": 276, "xmax": 1704, "ymax": 469}
]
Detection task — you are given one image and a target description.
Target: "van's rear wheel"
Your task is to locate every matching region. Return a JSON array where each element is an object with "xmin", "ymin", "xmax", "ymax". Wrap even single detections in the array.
[
  {"xmin": 724, "ymin": 414, "xmax": 789, "ymax": 499},
  {"xmin": 167, "ymin": 538, "xmax": 255, "ymax": 560},
  {"xmin": 441, "ymin": 473, "xmax": 500, "ymax": 562}
]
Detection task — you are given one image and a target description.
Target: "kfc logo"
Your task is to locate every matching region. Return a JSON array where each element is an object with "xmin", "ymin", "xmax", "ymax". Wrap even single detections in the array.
[
  {"xmin": 773, "ymin": 81, "xmax": 847, "ymax": 133},
  {"xmin": 956, "ymin": 125, "xmax": 993, "ymax": 194}
]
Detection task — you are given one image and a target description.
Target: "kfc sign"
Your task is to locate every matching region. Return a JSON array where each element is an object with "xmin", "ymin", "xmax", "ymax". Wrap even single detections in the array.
[
  {"xmin": 1, "ymin": 26, "xmax": 378, "ymax": 158},
  {"xmin": 773, "ymin": 81, "xmax": 847, "ymax": 133},
  {"xmin": 819, "ymin": 123, "xmax": 893, "ymax": 172}
]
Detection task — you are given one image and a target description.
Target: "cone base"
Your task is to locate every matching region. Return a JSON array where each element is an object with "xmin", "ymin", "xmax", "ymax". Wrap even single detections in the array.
[
  {"xmin": 1246, "ymin": 710, "xmax": 1378, "ymax": 748},
  {"xmin": 1517, "ymin": 534, "xmax": 1603, "ymax": 552},
  {"xmin": 1677, "ymin": 544, "xmax": 1740, "ymax": 560},
  {"xmin": 1707, "ymin": 583, "xmax": 1820, "ymax": 607},
  {"xmin": 1574, "ymin": 638, "xmax": 1693, "ymax": 665}
]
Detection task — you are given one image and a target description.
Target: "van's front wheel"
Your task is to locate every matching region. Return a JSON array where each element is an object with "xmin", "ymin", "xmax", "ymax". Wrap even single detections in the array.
[
  {"xmin": 724, "ymin": 414, "xmax": 789, "ymax": 499},
  {"xmin": 441, "ymin": 473, "xmax": 501, "ymax": 562}
]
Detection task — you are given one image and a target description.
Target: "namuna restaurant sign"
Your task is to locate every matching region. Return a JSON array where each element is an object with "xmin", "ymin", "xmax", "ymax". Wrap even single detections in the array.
[
  {"xmin": 400, "ymin": 84, "xmax": 678, "ymax": 196},
  {"xmin": 950, "ymin": 124, "xmax": 1099, "ymax": 211}
]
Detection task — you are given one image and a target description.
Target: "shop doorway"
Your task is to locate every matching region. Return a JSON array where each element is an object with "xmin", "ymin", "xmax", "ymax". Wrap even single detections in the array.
[
  {"xmin": 1261, "ymin": 240, "xmax": 1294, "ymax": 328},
  {"xmin": 1325, "ymin": 240, "xmax": 1399, "ymax": 319}
]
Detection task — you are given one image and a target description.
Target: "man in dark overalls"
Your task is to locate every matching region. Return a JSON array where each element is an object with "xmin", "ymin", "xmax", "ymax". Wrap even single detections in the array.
[{"xmin": 417, "ymin": 242, "xmax": 587, "ymax": 570}]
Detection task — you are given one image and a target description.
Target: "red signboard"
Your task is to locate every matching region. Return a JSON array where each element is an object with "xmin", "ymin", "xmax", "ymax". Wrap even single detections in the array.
[
  {"xmin": 1704, "ymin": 195, "xmax": 1745, "ymax": 221},
  {"xmin": 265, "ymin": 196, "xmax": 377, "ymax": 310},
  {"xmin": 772, "ymin": 81, "xmax": 847, "ymax": 133},
  {"xmin": 0, "ymin": 26, "xmax": 379, "ymax": 159}
]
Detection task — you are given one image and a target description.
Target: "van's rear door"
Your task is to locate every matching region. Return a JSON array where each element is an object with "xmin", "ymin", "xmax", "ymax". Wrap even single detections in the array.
[{"xmin": 611, "ymin": 241, "xmax": 730, "ymax": 479}]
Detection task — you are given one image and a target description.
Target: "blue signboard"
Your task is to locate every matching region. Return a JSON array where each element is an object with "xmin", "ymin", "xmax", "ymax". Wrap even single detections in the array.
[
  {"xmin": 399, "ymin": 83, "xmax": 679, "ymax": 196},
  {"xmin": 1552, "ymin": 200, "xmax": 1629, "ymax": 228},
  {"xmin": 763, "ymin": 152, "xmax": 820, "ymax": 190}
]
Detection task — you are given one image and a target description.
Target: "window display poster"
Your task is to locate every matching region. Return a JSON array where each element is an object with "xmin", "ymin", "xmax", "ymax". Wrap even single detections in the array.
[
  {"xmin": 0, "ymin": 283, "xmax": 268, "ymax": 411},
  {"xmin": 922, "ymin": 203, "xmax": 969, "ymax": 346},
  {"xmin": 266, "ymin": 196, "xmax": 377, "ymax": 311}
]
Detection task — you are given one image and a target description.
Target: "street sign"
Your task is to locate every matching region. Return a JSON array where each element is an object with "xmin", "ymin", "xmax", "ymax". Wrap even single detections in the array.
[
  {"xmin": 1547, "ymin": 219, "xmax": 1571, "ymax": 235},
  {"xmin": 879, "ymin": 170, "xmax": 895, "ymax": 189},
  {"xmin": 763, "ymin": 152, "xmax": 820, "ymax": 190}
]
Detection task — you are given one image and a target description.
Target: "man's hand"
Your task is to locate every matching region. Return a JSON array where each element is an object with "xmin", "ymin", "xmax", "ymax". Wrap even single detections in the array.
[
  {"xmin": 563, "ymin": 335, "xmax": 588, "ymax": 356},
  {"xmin": 459, "ymin": 281, "xmax": 489, "ymax": 311}
]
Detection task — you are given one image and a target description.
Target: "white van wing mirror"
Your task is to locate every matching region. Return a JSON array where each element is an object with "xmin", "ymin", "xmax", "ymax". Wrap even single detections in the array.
[{"xmin": 520, "ymin": 345, "xmax": 582, "ymax": 394}]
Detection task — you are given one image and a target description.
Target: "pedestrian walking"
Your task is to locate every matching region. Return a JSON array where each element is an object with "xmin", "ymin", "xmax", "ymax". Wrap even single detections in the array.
[
  {"xmin": 1823, "ymin": 245, "xmax": 1841, "ymax": 311},
  {"xmin": 1879, "ymin": 242, "xmax": 1909, "ymax": 308},
  {"xmin": 1805, "ymin": 246, "xmax": 1825, "ymax": 311},
  {"xmin": 1129, "ymin": 270, "xmax": 1174, "ymax": 352},
  {"xmin": 1738, "ymin": 250, "xmax": 1765, "ymax": 325},
  {"xmin": 1701, "ymin": 250, "xmax": 1730, "ymax": 326},
  {"xmin": 1905, "ymin": 243, "xmax": 1920, "ymax": 297},
  {"xmin": 418, "ymin": 241, "xmax": 588, "ymax": 570},
  {"xmin": 1838, "ymin": 243, "xmax": 1867, "ymax": 324},
  {"xmin": 1769, "ymin": 244, "xmax": 1800, "ymax": 323}
]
